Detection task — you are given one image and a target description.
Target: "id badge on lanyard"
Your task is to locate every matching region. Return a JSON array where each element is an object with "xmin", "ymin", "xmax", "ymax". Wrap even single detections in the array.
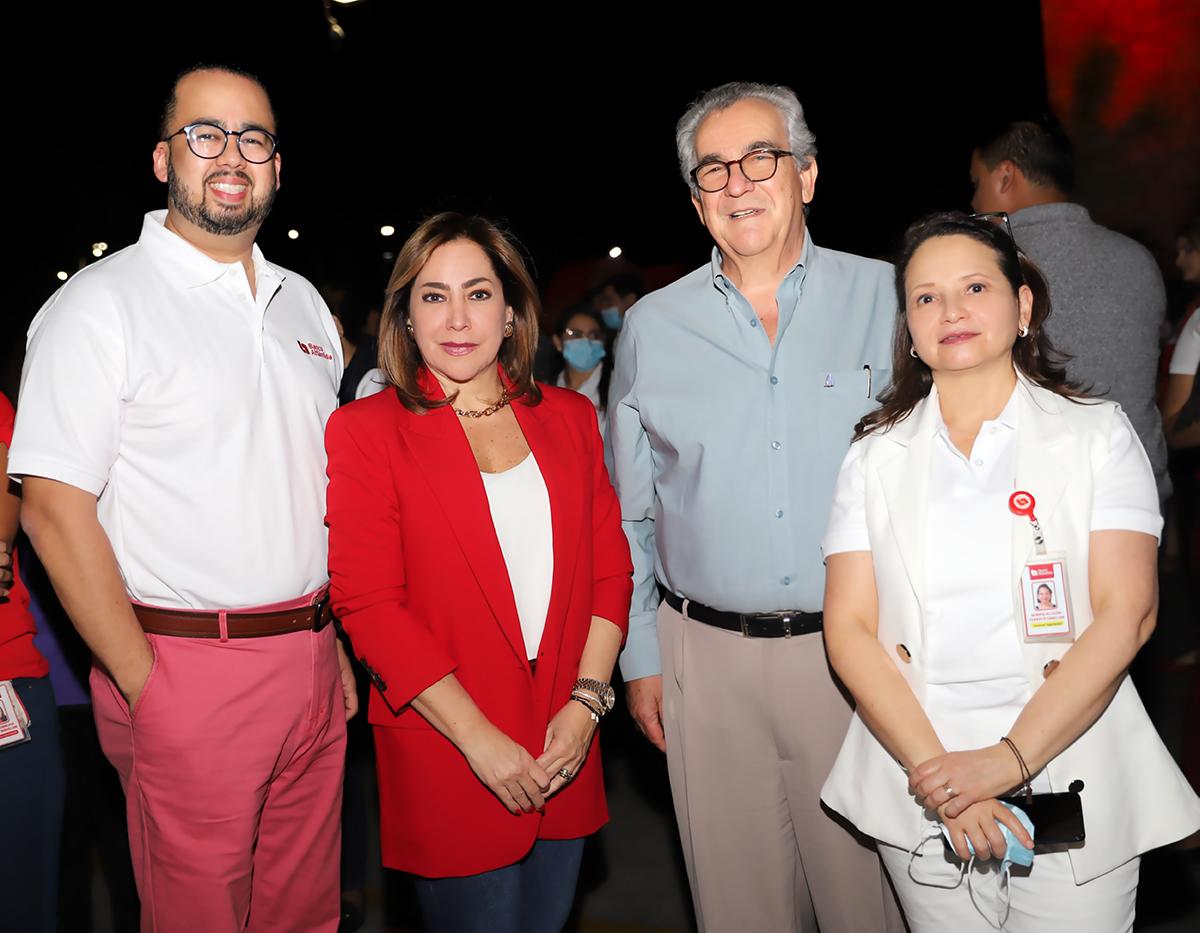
[{"xmin": 1009, "ymin": 491, "xmax": 1076, "ymax": 644}]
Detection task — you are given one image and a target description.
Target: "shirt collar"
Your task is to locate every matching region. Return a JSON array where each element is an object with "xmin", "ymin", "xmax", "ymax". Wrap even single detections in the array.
[
  {"xmin": 709, "ymin": 227, "xmax": 813, "ymax": 296},
  {"xmin": 929, "ymin": 378, "xmax": 1020, "ymax": 440},
  {"xmin": 138, "ymin": 209, "xmax": 285, "ymax": 291}
]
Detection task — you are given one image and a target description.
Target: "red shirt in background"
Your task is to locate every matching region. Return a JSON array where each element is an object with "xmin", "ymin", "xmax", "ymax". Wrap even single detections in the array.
[{"xmin": 0, "ymin": 391, "xmax": 48, "ymax": 679}]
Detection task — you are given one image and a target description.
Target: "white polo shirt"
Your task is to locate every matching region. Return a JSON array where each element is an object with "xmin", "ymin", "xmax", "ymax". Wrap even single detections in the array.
[{"xmin": 9, "ymin": 211, "xmax": 343, "ymax": 610}]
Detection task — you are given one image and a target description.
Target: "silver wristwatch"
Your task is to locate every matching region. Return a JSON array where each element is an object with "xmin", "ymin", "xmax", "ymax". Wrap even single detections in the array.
[{"xmin": 572, "ymin": 677, "xmax": 615, "ymax": 715}]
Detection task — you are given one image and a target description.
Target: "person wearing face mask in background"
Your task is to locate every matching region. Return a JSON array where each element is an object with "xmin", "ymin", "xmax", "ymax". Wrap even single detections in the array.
[
  {"xmin": 553, "ymin": 304, "xmax": 612, "ymax": 435},
  {"xmin": 593, "ymin": 273, "xmax": 644, "ymax": 333}
]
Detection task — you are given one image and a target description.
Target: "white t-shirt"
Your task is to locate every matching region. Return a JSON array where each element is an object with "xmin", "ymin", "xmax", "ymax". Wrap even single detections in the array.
[
  {"xmin": 822, "ymin": 385, "xmax": 1161, "ymax": 767},
  {"xmin": 9, "ymin": 211, "xmax": 343, "ymax": 609},
  {"xmin": 1169, "ymin": 310, "xmax": 1200, "ymax": 376},
  {"xmin": 480, "ymin": 453, "xmax": 554, "ymax": 660}
]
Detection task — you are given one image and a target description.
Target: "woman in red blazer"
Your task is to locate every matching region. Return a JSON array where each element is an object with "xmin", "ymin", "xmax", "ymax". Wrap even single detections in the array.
[{"xmin": 325, "ymin": 213, "xmax": 632, "ymax": 932}]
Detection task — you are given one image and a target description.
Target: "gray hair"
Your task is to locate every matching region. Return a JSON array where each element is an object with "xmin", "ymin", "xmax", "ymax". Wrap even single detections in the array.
[{"xmin": 675, "ymin": 82, "xmax": 817, "ymax": 192}]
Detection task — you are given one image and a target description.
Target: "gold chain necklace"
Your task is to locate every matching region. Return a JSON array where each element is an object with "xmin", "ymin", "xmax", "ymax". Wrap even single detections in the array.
[{"xmin": 454, "ymin": 392, "xmax": 512, "ymax": 418}]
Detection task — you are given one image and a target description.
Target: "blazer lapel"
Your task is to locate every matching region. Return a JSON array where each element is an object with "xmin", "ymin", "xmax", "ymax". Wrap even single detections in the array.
[
  {"xmin": 878, "ymin": 393, "xmax": 941, "ymax": 618},
  {"xmin": 400, "ymin": 391, "xmax": 528, "ymax": 668},
  {"xmin": 1011, "ymin": 378, "xmax": 1073, "ymax": 575},
  {"xmin": 511, "ymin": 397, "xmax": 583, "ymax": 694}
]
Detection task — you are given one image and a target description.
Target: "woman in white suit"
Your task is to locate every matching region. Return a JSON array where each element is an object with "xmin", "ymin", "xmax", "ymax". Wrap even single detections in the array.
[{"xmin": 819, "ymin": 212, "xmax": 1200, "ymax": 932}]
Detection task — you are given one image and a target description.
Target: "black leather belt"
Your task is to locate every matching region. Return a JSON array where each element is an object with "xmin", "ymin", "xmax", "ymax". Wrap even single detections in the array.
[{"xmin": 661, "ymin": 589, "xmax": 822, "ymax": 638}]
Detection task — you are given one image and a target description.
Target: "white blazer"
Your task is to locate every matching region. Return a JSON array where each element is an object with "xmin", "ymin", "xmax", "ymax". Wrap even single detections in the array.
[{"xmin": 820, "ymin": 377, "xmax": 1200, "ymax": 883}]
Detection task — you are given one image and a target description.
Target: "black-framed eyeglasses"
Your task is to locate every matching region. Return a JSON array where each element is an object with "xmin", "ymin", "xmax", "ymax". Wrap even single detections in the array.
[
  {"xmin": 689, "ymin": 148, "xmax": 794, "ymax": 193},
  {"xmin": 163, "ymin": 123, "xmax": 279, "ymax": 163},
  {"xmin": 970, "ymin": 210, "xmax": 1015, "ymax": 244}
]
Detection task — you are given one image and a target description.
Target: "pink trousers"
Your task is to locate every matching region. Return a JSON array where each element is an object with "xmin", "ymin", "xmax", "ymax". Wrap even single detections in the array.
[{"xmin": 91, "ymin": 622, "xmax": 346, "ymax": 932}]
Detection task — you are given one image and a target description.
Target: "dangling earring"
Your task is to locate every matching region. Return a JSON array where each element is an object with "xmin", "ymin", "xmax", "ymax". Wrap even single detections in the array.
[
  {"xmin": 503, "ymin": 321, "xmax": 514, "ymax": 338},
  {"xmin": 909, "ymin": 346, "xmax": 918, "ymax": 358},
  {"xmin": 1018, "ymin": 325, "xmax": 1029, "ymax": 338},
  {"xmin": 405, "ymin": 320, "xmax": 415, "ymax": 338}
]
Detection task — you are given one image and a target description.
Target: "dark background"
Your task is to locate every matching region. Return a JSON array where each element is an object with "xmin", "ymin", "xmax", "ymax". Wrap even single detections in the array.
[{"xmin": 15, "ymin": 2, "xmax": 1066, "ymax": 327}]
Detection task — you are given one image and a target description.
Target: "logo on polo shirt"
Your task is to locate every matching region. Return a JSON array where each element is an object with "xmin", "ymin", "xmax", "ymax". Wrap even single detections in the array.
[{"xmin": 297, "ymin": 341, "xmax": 334, "ymax": 361}]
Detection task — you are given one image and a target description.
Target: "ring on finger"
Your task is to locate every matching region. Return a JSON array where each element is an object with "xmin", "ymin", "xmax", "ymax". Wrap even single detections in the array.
[
  {"xmin": 558, "ymin": 767, "xmax": 574, "ymax": 781},
  {"xmin": 943, "ymin": 782, "xmax": 956, "ymax": 798}
]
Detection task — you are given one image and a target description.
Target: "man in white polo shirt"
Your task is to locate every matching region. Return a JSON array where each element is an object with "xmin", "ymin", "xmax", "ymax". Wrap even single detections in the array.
[{"xmin": 10, "ymin": 65, "xmax": 354, "ymax": 933}]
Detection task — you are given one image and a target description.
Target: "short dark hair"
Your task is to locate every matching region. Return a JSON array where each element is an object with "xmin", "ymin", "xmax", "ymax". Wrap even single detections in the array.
[
  {"xmin": 378, "ymin": 213, "xmax": 543, "ymax": 415},
  {"xmin": 974, "ymin": 112, "xmax": 1075, "ymax": 196},
  {"xmin": 599, "ymin": 272, "xmax": 645, "ymax": 301},
  {"xmin": 855, "ymin": 211, "xmax": 1080, "ymax": 440},
  {"xmin": 159, "ymin": 63, "xmax": 276, "ymax": 139}
]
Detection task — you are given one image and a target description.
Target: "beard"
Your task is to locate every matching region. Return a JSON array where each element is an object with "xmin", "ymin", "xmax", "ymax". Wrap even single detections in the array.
[{"xmin": 167, "ymin": 160, "xmax": 276, "ymax": 236}]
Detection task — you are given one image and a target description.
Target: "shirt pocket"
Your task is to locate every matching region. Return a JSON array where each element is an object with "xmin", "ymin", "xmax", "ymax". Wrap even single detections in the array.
[{"xmin": 817, "ymin": 369, "xmax": 878, "ymax": 448}]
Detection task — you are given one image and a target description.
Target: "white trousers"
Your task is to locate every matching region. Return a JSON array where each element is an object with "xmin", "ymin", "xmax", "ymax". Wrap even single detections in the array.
[{"xmin": 879, "ymin": 835, "xmax": 1139, "ymax": 933}]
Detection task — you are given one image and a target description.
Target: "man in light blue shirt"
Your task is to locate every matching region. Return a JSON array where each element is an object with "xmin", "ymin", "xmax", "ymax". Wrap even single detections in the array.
[{"xmin": 608, "ymin": 82, "xmax": 902, "ymax": 932}]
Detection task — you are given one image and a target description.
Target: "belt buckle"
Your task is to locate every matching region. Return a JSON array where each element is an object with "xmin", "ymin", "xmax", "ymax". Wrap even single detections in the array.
[
  {"xmin": 312, "ymin": 591, "xmax": 332, "ymax": 632},
  {"xmin": 780, "ymin": 614, "xmax": 792, "ymax": 638},
  {"xmin": 739, "ymin": 615, "xmax": 750, "ymax": 637}
]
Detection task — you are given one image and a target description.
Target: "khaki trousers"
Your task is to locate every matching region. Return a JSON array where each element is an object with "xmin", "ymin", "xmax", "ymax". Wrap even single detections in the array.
[{"xmin": 658, "ymin": 600, "xmax": 904, "ymax": 933}]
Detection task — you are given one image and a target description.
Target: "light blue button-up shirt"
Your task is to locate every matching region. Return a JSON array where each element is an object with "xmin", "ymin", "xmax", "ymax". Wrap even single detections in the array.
[{"xmin": 607, "ymin": 234, "xmax": 896, "ymax": 680}]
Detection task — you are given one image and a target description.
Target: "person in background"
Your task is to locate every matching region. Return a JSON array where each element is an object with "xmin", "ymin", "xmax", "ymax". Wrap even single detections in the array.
[
  {"xmin": 821, "ymin": 211, "xmax": 1200, "ymax": 931},
  {"xmin": 593, "ymin": 273, "xmax": 644, "ymax": 332},
  {"xmin": 325, "ymin": 212, "xmax": 632, "ymax": 933},
  {"xmin": 970, "ymin": 113, "xmax": 1171, "ymax": 500},
  {"xmin": 0, "ymin": 389, "xmax": 64, "ymax": 933},
  {"xmin": 553, "ymin": 303, "xmax": 612, "ymax": 433}
]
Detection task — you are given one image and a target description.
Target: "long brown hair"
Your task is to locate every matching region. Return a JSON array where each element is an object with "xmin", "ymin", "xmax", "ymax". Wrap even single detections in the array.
[
  {"xmin": 378, "ymin": 212, "xmax": 543, "ymax": 414},
  {"xmin": 855, "ymin": 211, "xmax": 1080, "ymax": 441}
]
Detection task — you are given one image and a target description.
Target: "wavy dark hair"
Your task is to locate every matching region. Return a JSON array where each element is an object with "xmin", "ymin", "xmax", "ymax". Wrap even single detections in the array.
[
  {"xmin": 855, "ymin": 212, "xmax": 1079, "ymax": 440},
  {"xmin": 378, "ymin": 212, "xmax": 542, "ymax": 414}
]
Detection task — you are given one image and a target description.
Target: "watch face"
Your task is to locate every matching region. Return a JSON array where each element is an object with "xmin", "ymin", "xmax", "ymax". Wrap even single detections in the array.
[{"xmin": 601, "ymin": 685, "xmax": 616, "ymax": 709}]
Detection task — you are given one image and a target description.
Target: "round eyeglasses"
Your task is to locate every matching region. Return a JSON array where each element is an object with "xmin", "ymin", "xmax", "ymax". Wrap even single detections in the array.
[
  {"xmin": 689, "ymin": 148, "xmax": 794, "ymax": 193},
  {"xmin": 164, "ymin": 123, "xmax": 279, "ymax": 164}
]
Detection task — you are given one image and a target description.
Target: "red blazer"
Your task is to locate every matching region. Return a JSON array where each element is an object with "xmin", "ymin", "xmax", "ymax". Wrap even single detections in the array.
[{"xmin": 325, "ymin": 377, "xmax": 632, "ymax": 877}]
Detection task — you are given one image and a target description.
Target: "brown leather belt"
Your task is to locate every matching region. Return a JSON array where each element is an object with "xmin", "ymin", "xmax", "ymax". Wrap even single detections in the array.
[{"xmin": 132, "ymin": 592, "xmax": 333, "ymax": 639}]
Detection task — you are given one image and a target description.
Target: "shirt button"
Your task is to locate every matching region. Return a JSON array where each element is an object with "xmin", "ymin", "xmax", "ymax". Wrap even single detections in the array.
[
  {"xmin": 781, "ymin": 577, "xmax": 791, "ymax": 585},
  {"xmin": 973, "ymin": 458, "xmax": 984, "ymax": 466},
  {"xmin": 772, "ymin": 441, "xmax": 781, "ymax": 450},
  {"xmin": 775, "ymin": 510, "xmax": 784, "ymax": 518},
  {"xmin": 989, "ymin": 427, "xmax": 998, "ymax": 435},
  {"xmin": 750, "ymin": 319, "xmax": 759, "ymax": 328},
  {"xmin": 770, "ymin": 376, "xmax": 779, "ymax": 385}
]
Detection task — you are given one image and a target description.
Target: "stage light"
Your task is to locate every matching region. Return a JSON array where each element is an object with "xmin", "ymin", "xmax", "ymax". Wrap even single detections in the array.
[
  {"xmin": 609, "ymin": 246, "xmax": 622, "ymax": 259},
  {"xmin": 288, "ymin": 229, "xmax": 300, "ymax": 240},
  {"xmin": 56, "ymin": 271, "xmax": 69, "ymax": 281},
  {"xmin": 380, "ymin": 225, "xmax": 396, "ymax": 237}
]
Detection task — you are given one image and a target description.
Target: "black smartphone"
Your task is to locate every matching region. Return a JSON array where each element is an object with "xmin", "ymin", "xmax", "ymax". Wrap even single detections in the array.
[{"xmin": 1000, "ymin": 791, "xmax": 1085, "ymax": 845}]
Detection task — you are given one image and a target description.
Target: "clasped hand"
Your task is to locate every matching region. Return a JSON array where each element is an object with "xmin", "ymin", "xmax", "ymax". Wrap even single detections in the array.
[
  {"xmin": 909, "ymin": 745, "xmax": 1024, "ymax": 818},
  {"xmin": 536, "ymin": 700, "xmax": 599, "ymax": 798},
  {"xmin": 460, "ymin": 702, "xmax": 597, "ymax": 815},
  {"xmin": 939, "ymin": 798, "xmax": 1034, "ymax": 862}
]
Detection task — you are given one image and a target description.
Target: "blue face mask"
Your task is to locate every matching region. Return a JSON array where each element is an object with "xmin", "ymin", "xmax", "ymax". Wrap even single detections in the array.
[
  {"xmin": 562, "ymin": 338, "xmax": 606, "ymax": 372},
  {"xmin": 600, "ymin": 306, "xmax": 623, "ymax": 330}
]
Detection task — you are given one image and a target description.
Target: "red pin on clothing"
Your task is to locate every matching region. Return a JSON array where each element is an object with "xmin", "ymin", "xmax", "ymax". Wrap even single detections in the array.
[
  {"xmin": 1009, "ymin": 491, "xmax": 1036, "ymax": 520},
  {"xmin": 1009, "ymin": 490, "xmax": 1046, "ymax": 552}
]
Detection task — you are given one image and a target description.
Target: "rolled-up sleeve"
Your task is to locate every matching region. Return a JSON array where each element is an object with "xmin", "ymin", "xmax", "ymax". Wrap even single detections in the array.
[
  {"xmin": 325, "ymin": 407, "xmax": 457, "ymax": 710},
  {"xmin": 606, "ymin": 319, "xmax": 661, "ymax": 680}
]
